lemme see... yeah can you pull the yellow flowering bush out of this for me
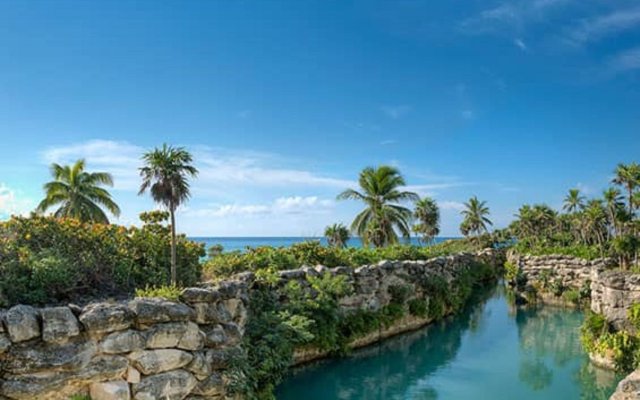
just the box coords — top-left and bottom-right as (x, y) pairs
(0, 215), (204, 306)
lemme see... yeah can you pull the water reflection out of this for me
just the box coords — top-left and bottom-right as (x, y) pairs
(276, 287), (621, 400)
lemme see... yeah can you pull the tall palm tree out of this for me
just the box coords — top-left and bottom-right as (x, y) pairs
(36, 159), (120, 223)
(603, 187), (624, 237)
(563, 189), (585, 214)
(337, 166), (418, 247)
(413, 197), (440, 244)
(324, 223), (350, 248)
(612, 162), (640, 214)
(460, 196), (492, 238)
(139, 144), (198, 286)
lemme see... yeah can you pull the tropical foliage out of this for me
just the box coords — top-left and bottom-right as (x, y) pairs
(139, 144), (198, 286)
(509, 162), (640, 267)
(0, 214), (204, 306)
(324, 223), (350, 248)
(460, 196), (492, 238)
(36, 159), (120, 224)
(413, 197), (440, 244)
(338, 166), (418, 247)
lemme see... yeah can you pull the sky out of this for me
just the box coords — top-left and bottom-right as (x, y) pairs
(0, 0), (639, 237)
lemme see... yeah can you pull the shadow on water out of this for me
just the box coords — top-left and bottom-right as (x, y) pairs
(276, 285), (622, 400)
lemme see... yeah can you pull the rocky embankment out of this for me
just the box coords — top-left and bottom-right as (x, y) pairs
(0, 249), (504, 400)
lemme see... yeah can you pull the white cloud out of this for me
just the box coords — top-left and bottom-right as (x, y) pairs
(380, 105), (412, 119)
(565, 7), (640, 46)
(380, 139), (397, 146)
(182, 196), (334, 218)
(439, 201), (466, 211)
(514, 38), (528, 50)
(42, 140), (354, 192)
(459, 0), (571, 34)
(608, 47), (640, 74)
(0, 184), (34, 217)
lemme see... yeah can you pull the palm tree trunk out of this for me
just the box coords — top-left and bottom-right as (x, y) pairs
(170, 205), (177, 287)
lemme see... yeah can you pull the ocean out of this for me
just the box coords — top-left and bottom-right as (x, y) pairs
(190, 237), (456, 252)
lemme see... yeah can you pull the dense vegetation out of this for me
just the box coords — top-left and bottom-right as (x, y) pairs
(507, 162), (640, 267)
(581, 305), (640, 373)
(229, 259), (498, 399)
(0, 212), (204, 306)
(204, 235), (495, 280)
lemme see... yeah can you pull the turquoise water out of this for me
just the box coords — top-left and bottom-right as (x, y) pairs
(191, 237), (455, 252)
(276, 287), (621, 400)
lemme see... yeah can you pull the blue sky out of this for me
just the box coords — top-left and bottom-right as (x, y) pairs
(1, 0), (639, 236)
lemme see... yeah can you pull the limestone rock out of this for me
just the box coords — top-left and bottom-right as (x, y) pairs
(193, 303), (232, 324)
(192, 372), (224, 397)
(41, 306), (80, 343)
(145, 322), (204, 350)
(611, 369), (640, 400)
(90, 380), (131, 400)
(126, 366), (141, 384)
(80, 303), (134, 334)
(0, 333), (11, 353)
(4, 338), (97, 374)
(129, 349), (194, 375)
(129, 298), (195, 325)
(4, 305), (40, 343)
(181, 287), (220, 303)
(100, 330), (146, 354)
(203, 324), (227, 348)
(1, 355), (128, 399)
(132, 369), (197, 400)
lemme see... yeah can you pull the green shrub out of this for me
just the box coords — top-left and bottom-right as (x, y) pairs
(513, 242), (602, 260)
(628, 303), (640, 331)
(68, 396), (91, 400)
(0, 215), (204, 306)
(408, 298), (428, 317)
(580, 312), (609, 353)
(550, 278), (565, 297)
(562, 289), (580, 305)
(135, 285), (183, 301)
(204, 238), (488, 279)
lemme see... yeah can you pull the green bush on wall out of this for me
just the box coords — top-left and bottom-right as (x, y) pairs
(0, 215), (204, 306)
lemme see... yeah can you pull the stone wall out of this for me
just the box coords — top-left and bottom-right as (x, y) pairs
(591, 270), (640, 332)
(507, 252), (614, 290)
(0, 249), (503, 400)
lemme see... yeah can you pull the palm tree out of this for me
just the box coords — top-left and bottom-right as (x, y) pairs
(337, 166), (418, 247)
(324, 223), (350, 248)
(36, 159), (120, 223)
(413, 197), (440, 244)
(563, 189), (585, 214)
(139, 144), (198, 286)
(603, 187), (624, 237)
(612, 162), (640, 214)
(460, 196), (492, 238)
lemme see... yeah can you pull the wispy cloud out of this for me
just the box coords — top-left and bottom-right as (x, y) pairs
(439, 201), (465, 212)
(0, 184), (34, 217)
(380, 105), (412, 119)
(42, 140), (355, 193)
(380, 139), (397, 146)
(564, 7), (640, 46)
(514, 38), (528, 50)
(182, 196), (334, 218)
(607, 46), (640, 74)
(459, 0), (570, 34)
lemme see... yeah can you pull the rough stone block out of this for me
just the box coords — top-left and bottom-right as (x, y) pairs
(41, 306), (80, 343)
(4, 305), (40, 343)
(90, 380), (131, 400)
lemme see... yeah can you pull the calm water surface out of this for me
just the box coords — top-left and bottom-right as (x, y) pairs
(276, 287), (621, 400)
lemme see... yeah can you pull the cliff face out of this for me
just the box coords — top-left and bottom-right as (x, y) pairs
(0, 249), (504, 400)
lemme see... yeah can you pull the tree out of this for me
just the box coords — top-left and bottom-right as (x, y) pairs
(324, 223), (350, 248)
(36, 159), (120, 223)
(563, 189), (585, 214)
(413, 197), (440, 244)
(603, 187), (624, 237)
(337, 166), (418, 247)
(612, 162), (640, 214)
(460, 196), (492, 238)
(139, 144), (198, 286)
